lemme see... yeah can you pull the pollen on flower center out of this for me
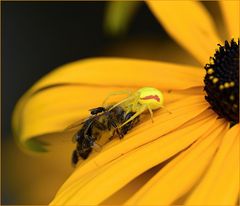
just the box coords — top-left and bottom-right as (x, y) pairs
(204, 39), (239, 125)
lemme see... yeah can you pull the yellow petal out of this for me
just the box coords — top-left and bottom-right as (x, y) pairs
(220, 0), (240, 39)
(19, 58), (203, 93)
(101, 165), (160, 205)
(186, 124), (240, 205)
(13, 58), (203, 150)
(125, 118), (227, 205)
(50, 113), (217, 205)
(163, 86), (204, 105)
(147, 1), (222, 65)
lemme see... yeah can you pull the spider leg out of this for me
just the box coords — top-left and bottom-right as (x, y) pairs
(119, 105), (146, 128)
(119, 101), (157, 128)
(160, 105), (172, 114)
(146, 103), (154, 123)
(102, 90), (132, 107)
(108, 94), (136, 111)
(130, 93), (141, 112)
(114, 91), (140, 114)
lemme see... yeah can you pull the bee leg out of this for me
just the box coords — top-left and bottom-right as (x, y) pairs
(107, 117), (115, 131)
(92, 142), (102, 152)
(110, 119), (117, 128)
(108, 119), (123, 139)
(85, 135), (95, 147)
(94, 120), (107, 130)
(109, 130), (115, 140)
(116, 127), (124, 139)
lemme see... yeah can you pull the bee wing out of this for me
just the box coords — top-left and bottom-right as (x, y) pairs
(63, 121), (85, 143)
(64, 119), (85, 132)
(64, 116), (96, 143)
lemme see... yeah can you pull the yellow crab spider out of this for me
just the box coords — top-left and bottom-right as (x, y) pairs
(104, 87), (166, 128)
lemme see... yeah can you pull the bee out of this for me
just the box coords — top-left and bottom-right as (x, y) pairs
(70, 106), (139, 166)
(69, 87), (166, 165)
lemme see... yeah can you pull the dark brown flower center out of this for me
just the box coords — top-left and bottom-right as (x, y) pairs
(204, 39), (239, 125)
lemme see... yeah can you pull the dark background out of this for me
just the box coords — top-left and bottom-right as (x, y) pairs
(2, 2), (174, 204)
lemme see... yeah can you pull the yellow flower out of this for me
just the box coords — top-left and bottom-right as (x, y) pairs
(12, 1), (239, 205)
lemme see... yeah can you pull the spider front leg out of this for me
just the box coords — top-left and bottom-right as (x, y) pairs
(123, 92), (141, 113)
(119, 104), (147, 128)
(119, 101), (156, 128)
(107, 94), (138, 112)
(102, 90), (132, 107)
(129, 92), (154, 122)
(134, 103), (154, 122)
